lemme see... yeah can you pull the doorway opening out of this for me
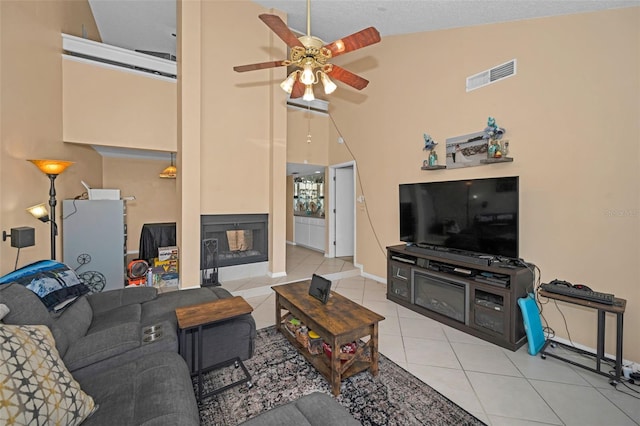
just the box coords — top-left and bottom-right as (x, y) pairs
(328, 161), (356, 261)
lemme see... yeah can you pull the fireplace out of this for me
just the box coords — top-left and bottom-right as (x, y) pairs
(200, 214), (268, 268)
(413, 270), (469, 324)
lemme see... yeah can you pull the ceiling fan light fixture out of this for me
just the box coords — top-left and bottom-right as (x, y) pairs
(233, 4), (381, 101)
(300, 63), (315, 85)
(320, 72), (337, 94)
(280, 71), (297, 94)
(303, 85), (315, 101)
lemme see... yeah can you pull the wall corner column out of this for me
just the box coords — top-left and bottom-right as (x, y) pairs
(177, 0), (202, 288)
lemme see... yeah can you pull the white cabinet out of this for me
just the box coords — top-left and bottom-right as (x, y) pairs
(62, 200), (126, 292)
(294, 216), (325, 252)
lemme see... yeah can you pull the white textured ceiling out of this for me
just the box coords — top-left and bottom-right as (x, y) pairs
(89, 0), (638, 58)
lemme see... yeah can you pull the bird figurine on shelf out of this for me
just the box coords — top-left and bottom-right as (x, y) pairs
(483, 116), (506, 141)
(423, 133), (438, 151)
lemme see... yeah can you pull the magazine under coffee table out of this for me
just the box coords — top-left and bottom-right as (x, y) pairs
(272, 281), (385, 396)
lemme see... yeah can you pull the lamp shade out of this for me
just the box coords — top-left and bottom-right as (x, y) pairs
(28, 159), (73, 175)
(320, 72), (337, 95)
(159, 165), (177, 179)
(280, 72), (297, 94)
(159, 152), (177, 179)
(303, 85), (315, 101)
(27, 203), (50, 222)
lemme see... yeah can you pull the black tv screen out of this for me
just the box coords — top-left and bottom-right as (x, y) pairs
(399, 176), (519, 258)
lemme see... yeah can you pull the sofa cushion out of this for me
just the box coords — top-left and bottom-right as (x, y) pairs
(63, 322), (141, 372)
(87, 286), (157, 315)
(51, 296), (93, 356)
(0, 260), (89, 312)
(0, 282), (53, 327)
(66, 320), (178, 381)
(239, 392), (360, 426)
(141, 287), (222, 324)
(0, 324), (96, 426)
(77, 351), (199, 426)
(89, 303), (141, 334)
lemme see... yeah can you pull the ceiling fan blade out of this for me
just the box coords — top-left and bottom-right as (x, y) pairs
(324, 27), (381, 58)
(327, 65), (369, 90)
(233, 60), (287, 73)
(290, 80), (305, 99)
(259, 14), (304, 49)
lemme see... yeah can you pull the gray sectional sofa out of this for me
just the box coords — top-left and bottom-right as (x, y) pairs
(238, 392), (361, 426)
(0, 282), (256, 425)
(1, 282), (360, 425)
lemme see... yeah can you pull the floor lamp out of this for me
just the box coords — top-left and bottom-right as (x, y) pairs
(28, 159), (74, 260)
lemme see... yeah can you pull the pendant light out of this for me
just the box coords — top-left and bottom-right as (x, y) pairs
(160, 153), (177, 179)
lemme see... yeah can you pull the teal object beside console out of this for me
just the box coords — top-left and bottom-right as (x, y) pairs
(518, 293), (546, 355)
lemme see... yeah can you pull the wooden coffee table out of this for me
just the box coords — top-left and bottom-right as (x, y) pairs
(272, 280), (385, 396)
(175, 296), (253, 401)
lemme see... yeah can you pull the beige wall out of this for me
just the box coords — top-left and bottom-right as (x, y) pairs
(286, 175), (294, 242)
(174, 0), (288, 285)
(196, 1), (288, 277)
(102, 157), (178, 254)
(63, 59), (177, 152)
(2, 1), (637, 363)
(287, 109), (329, 165)
(329, 8), (639, 361)
(0, 0), (102, 272)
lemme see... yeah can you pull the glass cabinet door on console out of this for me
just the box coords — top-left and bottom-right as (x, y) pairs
(388, 261), (411, 301)
(470, 287), (511, 338)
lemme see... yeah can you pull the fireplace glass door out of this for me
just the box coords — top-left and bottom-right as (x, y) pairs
(413, 270), (468, 324)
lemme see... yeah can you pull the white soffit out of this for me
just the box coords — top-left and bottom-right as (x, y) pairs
(91, 145), (173, 161)
(287, 97), (329, 115)
(62, 33), (176, 80)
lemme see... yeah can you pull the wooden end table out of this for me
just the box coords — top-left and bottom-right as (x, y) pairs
(272, 281), (385, 396)
(175, 296), (253, 401)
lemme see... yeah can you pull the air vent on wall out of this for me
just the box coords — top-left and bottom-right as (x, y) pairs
(466, 59), (516, 92)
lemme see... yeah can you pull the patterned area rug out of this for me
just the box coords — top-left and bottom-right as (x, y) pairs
(197, 326), (485, 425)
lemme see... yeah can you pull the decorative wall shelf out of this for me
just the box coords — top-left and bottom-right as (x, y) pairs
(421, 165), (447, 170)
(480, 157), (514, 164)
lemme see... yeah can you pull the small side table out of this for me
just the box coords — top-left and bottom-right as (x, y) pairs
(175, 296), (254, 401)
(539, 290), (626, 384)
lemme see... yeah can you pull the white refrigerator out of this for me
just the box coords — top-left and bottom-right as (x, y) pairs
(62, 199), (126, 292)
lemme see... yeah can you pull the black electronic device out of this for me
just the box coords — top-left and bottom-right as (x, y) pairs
(540, 282), (614, 305)
(309, 274), (331, 304)
(399, 176), (519, 259)
(572, 284), (592, 291)
(549, 279), (572, 287)
(2, 227), (35, 248)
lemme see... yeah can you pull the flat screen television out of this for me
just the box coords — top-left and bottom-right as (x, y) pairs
(399, 176), (519, 259)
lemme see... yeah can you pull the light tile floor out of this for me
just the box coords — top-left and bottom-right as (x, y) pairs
(223, 245), (640, 426)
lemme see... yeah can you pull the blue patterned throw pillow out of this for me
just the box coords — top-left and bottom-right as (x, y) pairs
(0, 260), (90, 312)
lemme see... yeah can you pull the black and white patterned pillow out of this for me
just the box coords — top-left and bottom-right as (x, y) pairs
(0, 324), (96, 425)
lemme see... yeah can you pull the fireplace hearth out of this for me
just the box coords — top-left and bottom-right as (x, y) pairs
(201, 214), (268, 268)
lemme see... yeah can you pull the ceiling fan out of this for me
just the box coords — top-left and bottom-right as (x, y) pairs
(233, 0), (381, 101)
